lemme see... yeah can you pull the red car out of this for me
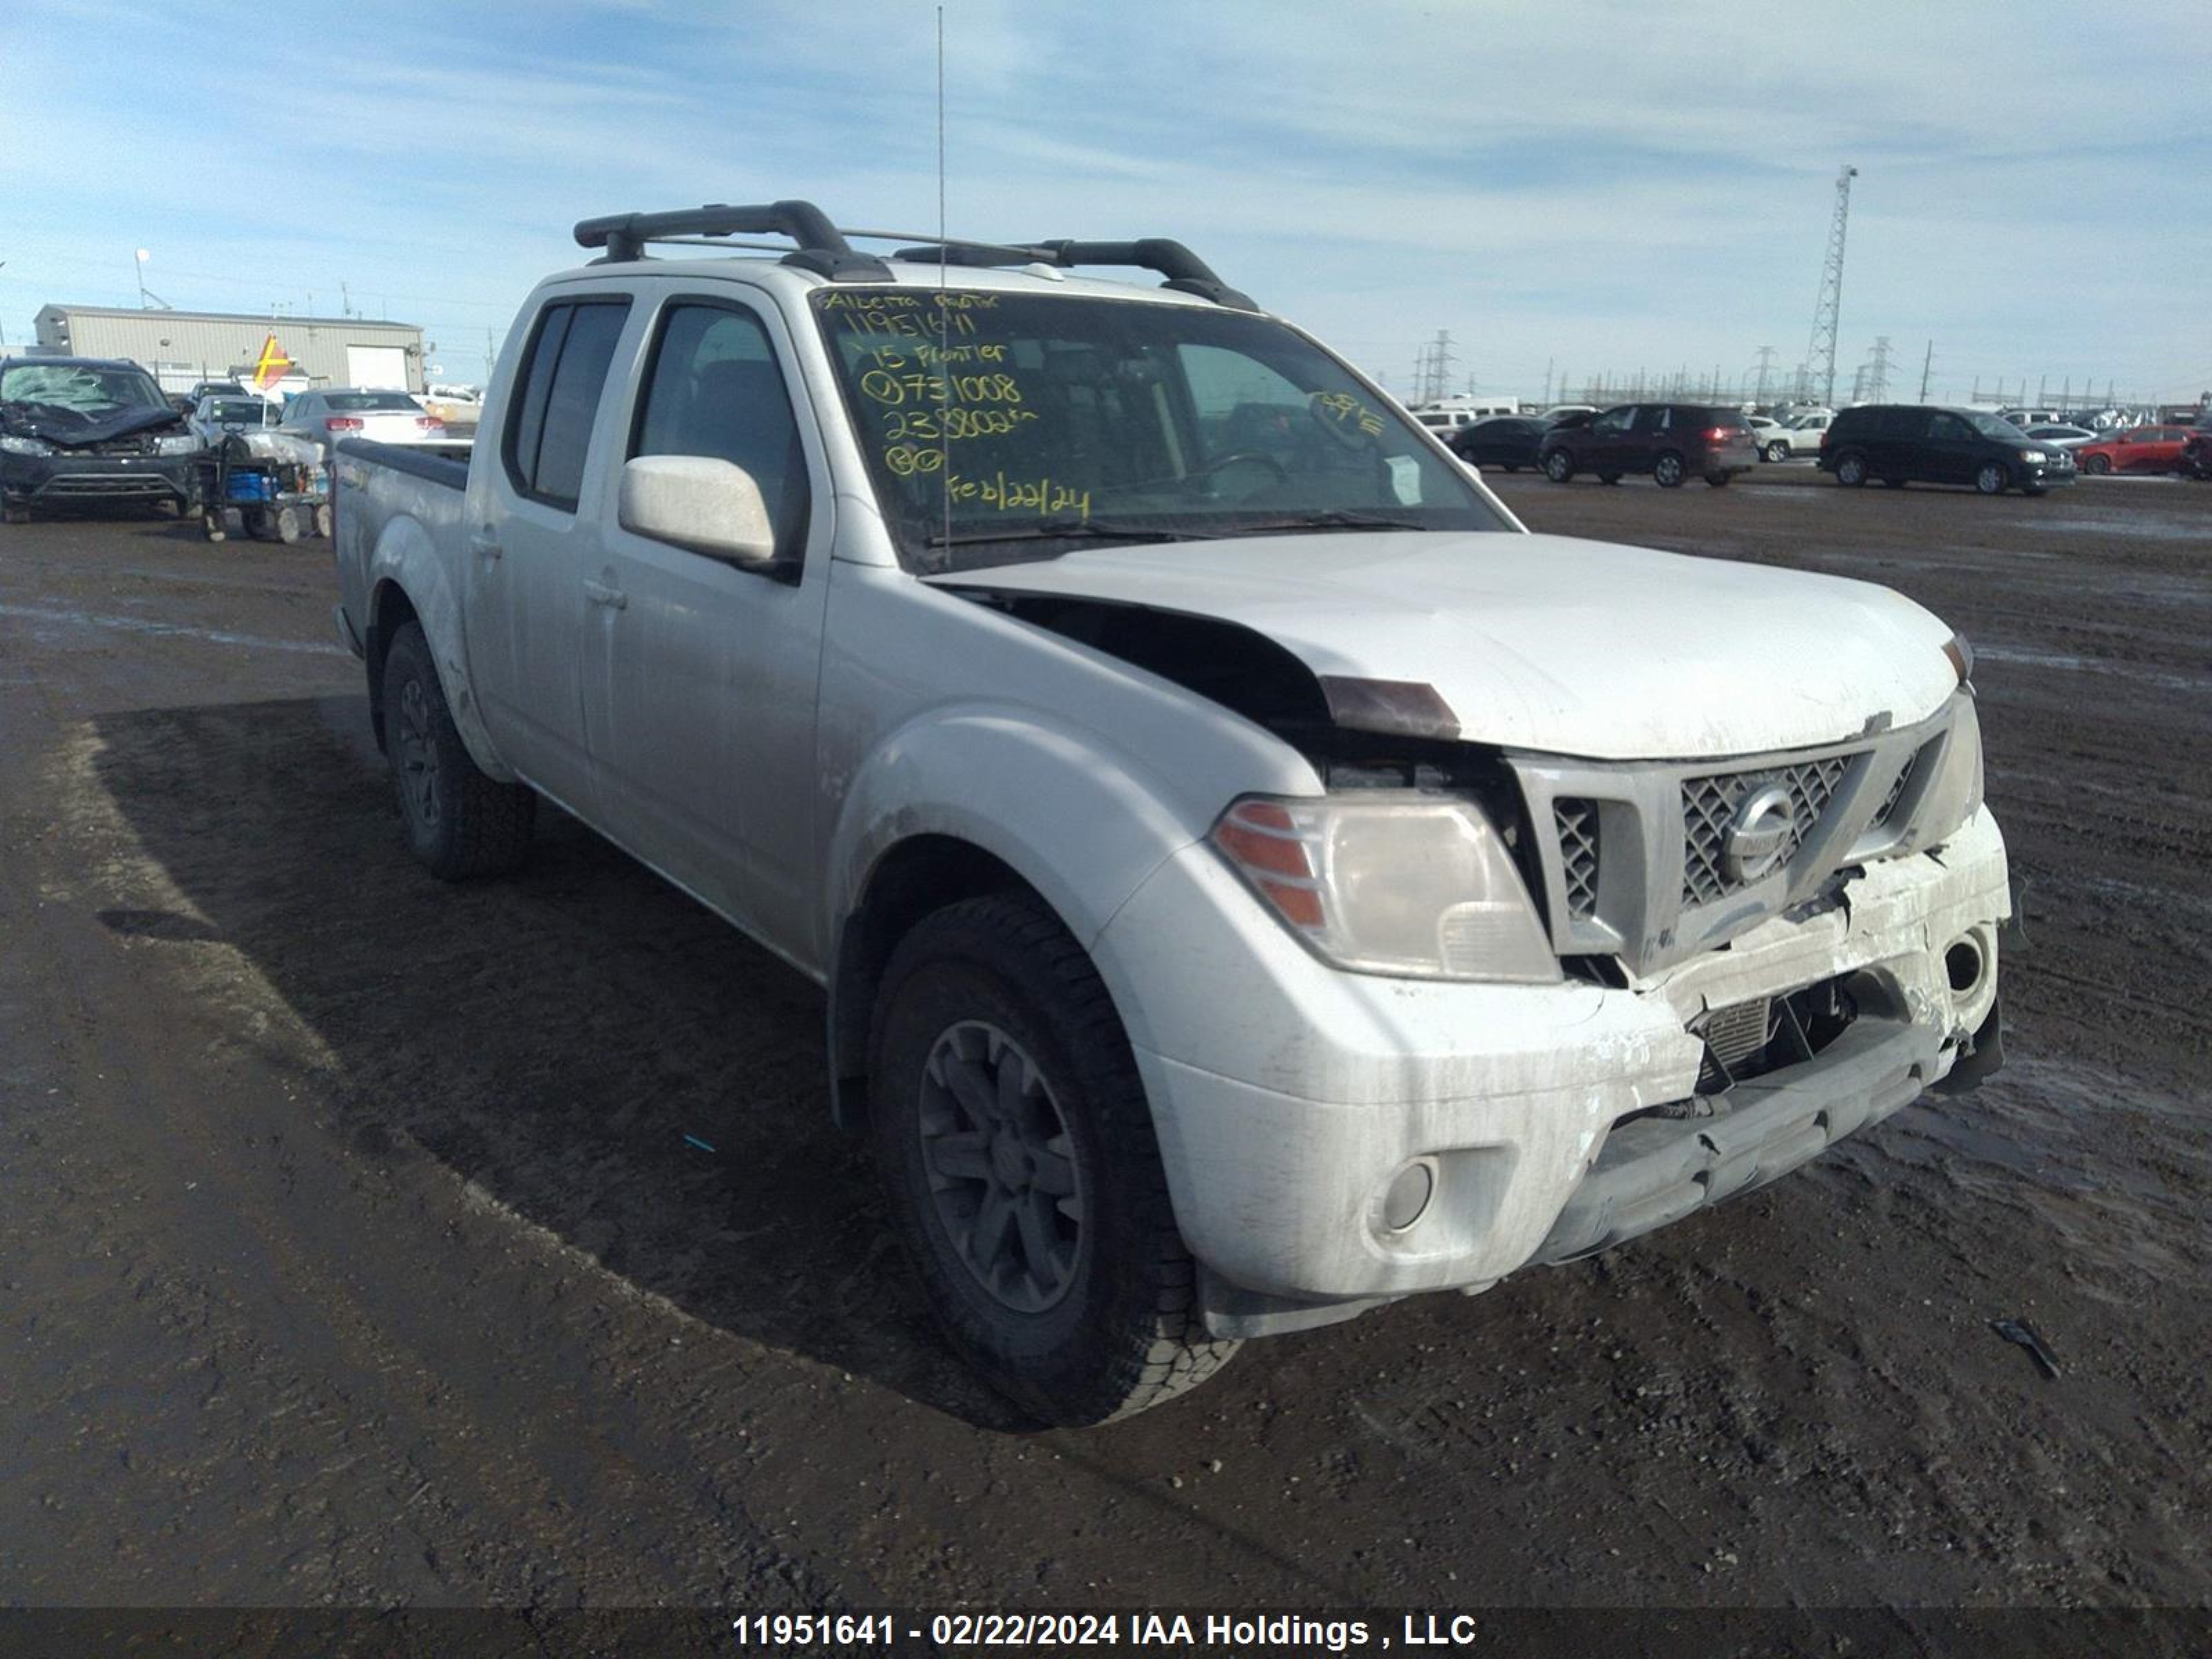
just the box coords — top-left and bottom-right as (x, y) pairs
(2075, 424), (2193, 475)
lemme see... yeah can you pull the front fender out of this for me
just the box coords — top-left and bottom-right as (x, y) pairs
(366, 514), (515, 783)
(825, 704), (1200, 972)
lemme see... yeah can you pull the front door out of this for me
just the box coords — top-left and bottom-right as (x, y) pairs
(463, 295), (633, 815)
(1584, 404), (1635, 471)
(1923, 411), (1978, 485)
(581, 288), (832, 964)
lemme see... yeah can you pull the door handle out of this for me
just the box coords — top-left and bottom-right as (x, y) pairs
(469, 527), (502, 561)
(583, 579), (628, 610)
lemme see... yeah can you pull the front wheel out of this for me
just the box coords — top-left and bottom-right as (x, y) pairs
(1764, 440), (1791, 462)
(1975, 461), (2009, 496)
(380, 622), (536, 880)
(871, 893), (1238, 1426)
(1544, 450), (1574, 482)
(1653, 451), (1686, 487)
(1835, 452), (1869, 487)
(2082, 453), (2112, 476)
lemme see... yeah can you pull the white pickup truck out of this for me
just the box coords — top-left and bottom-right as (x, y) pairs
(330, 201), (2010, 1425)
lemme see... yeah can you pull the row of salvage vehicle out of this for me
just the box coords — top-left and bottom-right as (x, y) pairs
(0, 355), (458, 525)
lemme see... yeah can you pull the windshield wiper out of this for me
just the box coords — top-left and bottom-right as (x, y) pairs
(924, 517), (1177, 550)
(1207, 508), (1429, 535)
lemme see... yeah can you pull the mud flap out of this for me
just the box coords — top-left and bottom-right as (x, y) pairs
(1933, 997), (2003, 1096)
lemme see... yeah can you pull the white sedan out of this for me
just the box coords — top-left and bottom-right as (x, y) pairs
(278, 388), (449, 455)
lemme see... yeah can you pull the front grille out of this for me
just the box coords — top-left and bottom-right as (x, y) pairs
(45, 474), (171, 495)
(1554, 798), (1600, 917)
(1700, 996), (1772, 1071)
(1681, 753), (1853, 906)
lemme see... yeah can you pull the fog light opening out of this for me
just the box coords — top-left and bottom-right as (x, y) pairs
(1382, 1159), (1436, 1233)
(1945, 936), (1985, 997)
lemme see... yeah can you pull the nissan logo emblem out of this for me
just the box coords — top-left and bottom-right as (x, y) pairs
(1722, 783), (1795, 883)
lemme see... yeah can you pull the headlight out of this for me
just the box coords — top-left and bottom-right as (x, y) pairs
(1210, 794), (1558, 982)
(0, 435), (54, 456)
(154, 434), (200, 456)
(2018, 449), (2047, 463)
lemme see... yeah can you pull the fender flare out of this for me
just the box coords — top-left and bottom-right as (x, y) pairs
(365, 516), (516, 783)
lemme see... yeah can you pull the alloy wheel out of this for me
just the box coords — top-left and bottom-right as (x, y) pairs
(917, 1020), (1086, 1313)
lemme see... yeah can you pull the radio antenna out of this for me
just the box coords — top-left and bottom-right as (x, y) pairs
(936, 3), (953, 561)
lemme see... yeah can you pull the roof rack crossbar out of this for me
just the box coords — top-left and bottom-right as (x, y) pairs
(573, 200), (892, 281)
(573, 204), (1254, 306)
(888, 235), (1257, 310)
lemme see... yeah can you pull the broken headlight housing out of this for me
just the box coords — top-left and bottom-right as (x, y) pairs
(1210, 794), (1558, 982)
(153, 434), (200, 456)
(0, 435), (55, 456)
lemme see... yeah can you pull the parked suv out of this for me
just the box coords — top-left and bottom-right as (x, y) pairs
(329, 201), (2009, 1423)
(1819, 405), (2077, 496)
(1538, 402), (1756, 487)
(0, 356), (202, 522)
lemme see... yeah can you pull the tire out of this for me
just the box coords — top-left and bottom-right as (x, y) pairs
(1975, 461), (2009, 496)
(315, 503), (333, 540)
(243, 507), (271, 540)
(274, 506), (302, 545)
(200, 509), (227, 542)
(1544, 450), (1574, 482)
(380, 621), (536, 881)
(1835, 452), (1869, 487)
(1653, 451), (1686, 487)
(870, 892), (1238, 1426)
(1705, 471), (1732, 487)
(1764, 440), (1790, 462)
(2082, 453), (2111, 476)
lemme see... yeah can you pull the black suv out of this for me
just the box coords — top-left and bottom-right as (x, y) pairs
(1, 357), (201, 523)
(1537, 402), (1756, 487)
(1818, 404), (2076, 496)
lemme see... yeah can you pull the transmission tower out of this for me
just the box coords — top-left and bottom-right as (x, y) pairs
(1801, 165), (1857, 406)
(1750, 345), (1777, 406)
(1859, 335), (1894, 404)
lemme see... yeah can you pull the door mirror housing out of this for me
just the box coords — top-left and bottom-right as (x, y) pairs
(618, 455), (778, 565)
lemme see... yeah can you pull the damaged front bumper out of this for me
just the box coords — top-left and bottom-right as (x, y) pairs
(1, 449), (199, 508)
(1098, 806), (2010, 1340)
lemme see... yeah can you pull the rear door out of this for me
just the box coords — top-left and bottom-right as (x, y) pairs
(580, 283), (833, 957)
(464, 293), (634, 815)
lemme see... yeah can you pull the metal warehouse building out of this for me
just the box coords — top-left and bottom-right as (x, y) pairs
(30, 305), (427, 394)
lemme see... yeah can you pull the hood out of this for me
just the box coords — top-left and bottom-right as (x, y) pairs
(1, 400), (187, 447)
(928, 531), (1959, 761)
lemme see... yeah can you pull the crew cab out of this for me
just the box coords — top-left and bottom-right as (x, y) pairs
(330, 201), (2011, 1425)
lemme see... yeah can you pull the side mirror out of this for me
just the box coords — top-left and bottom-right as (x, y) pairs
(617, 455), (777, 564)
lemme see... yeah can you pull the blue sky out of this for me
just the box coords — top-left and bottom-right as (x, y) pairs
(4, 0), (2206, 404)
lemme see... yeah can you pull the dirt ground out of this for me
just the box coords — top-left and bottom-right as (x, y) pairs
(1, 471), (2206, 1621)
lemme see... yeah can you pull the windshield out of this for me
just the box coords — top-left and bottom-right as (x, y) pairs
(326, 392), (422, 413)
(1, 362), (167, 414)
(812, 289), (1508, 571)
(1968, 412), (2025, 438)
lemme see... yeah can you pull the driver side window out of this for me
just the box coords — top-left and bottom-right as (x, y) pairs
(1591, 406), (1633, 435)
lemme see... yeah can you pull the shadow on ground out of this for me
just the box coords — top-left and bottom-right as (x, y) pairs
(91, 693), (1024, 1428)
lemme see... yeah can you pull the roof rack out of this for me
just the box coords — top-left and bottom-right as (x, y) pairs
(571, 200), (1256, 308)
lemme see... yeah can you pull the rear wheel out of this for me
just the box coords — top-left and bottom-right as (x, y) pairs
(871, 893), (1237, 1425)
(1975, 460), (2009, 496)
(380, 621), (536, 880)
(1835, 452), (1869, 487)
(1764, 439), (1791, 462)
(1544, 450), (1574, 482)
(1653, 451), (1686, 487)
